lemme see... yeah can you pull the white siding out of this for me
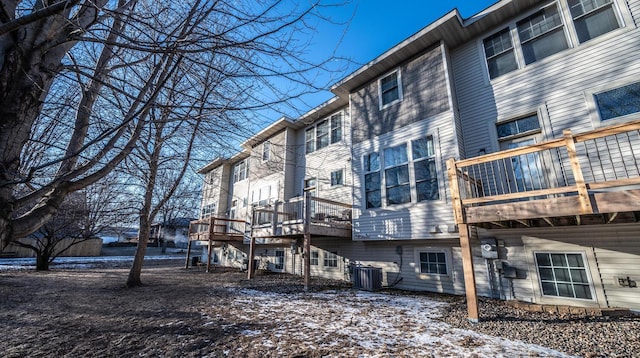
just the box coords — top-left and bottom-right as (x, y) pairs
(476, 224), (640, 310)
(301, 107), (352, 203)
(451, 0), (640, 160)
(352, 111), (459, 241)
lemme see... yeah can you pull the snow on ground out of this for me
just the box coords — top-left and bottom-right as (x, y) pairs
(0, 255), (178, 270)
(211, 288), (574, 358)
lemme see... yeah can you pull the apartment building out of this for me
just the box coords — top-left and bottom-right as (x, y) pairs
(190, 0), (640, 317)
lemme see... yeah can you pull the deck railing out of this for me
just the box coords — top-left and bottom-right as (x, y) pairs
(447, 119), (640, 222)
(188, 216), (247, 241)
(251, 194), (352, 233)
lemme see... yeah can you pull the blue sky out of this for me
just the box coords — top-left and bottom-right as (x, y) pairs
(255, 0), (498, 129)
(320, 0), (498, 66)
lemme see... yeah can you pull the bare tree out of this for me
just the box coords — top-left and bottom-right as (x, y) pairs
(0, 0), (350, 253)
(11, 191), (93, 270)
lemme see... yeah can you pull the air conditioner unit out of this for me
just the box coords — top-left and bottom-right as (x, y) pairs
(352, 266), (383, 291)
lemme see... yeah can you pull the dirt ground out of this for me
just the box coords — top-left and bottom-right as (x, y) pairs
(1, 259), (638, 357)
(0, 260), (356, 358)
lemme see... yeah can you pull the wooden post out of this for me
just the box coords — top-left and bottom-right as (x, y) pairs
(303, 191), (312, 292)
(206, 238), (213, 273)
(447, 158), (479, 322)
(563, 129), (593, 214)
(459, 223), (479, 323)
(272, 202), (279, 235)
(184, 239), (192, 269)
(446, 159), (465, 224)
(248, 235), (256, 279)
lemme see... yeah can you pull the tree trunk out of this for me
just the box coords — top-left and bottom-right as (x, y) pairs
(126, 215), (150, 287)
(36, 253), (51, 271)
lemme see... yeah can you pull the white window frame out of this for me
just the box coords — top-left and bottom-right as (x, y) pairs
(418, 251), (448, 275)
(201, 203), (217, 218)
(567, 0), (621, 44)
(384, 143), (411, 206)
(305, 111), (344, 154)
(330, 169), (344, 186)
(412, 136), (440, 202)
(323, 251), (338, 268)
(310, 250), (319, 266)
(363, 152), (381, 209)
(363, 135), (441, 210)
(481, 0), (628, 81)
(378, 69), (403, 109)
(262, 141), (271, 162)
(274, 249), (285, 271)
(414, 247), (451, 279)
(534, 251), (595, 301)
(232, 159), (248, 183)
(516, 2), (570, 65)
(330, 113), (343, 143)
(305, 127), (315, 154)
(592, 81), (640, 123)
(496, 113), (542, 140)
(482, 27), (519, 79)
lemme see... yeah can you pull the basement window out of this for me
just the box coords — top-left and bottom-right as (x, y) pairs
(535, 252), (593, 299)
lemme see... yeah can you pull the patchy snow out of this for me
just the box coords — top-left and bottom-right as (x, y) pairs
(212, 288), (574, 358)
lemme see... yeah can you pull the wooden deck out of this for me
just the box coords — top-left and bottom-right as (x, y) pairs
(185, 217), (246, 272)
(250, 196), (352, 239)
(448, 119), (640, 228)
(447, 119), (640, 322)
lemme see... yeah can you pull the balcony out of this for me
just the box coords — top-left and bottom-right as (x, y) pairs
(447, 120), (640, 228)
(188, 216), (247, 243)
(250, 195), (352, 242)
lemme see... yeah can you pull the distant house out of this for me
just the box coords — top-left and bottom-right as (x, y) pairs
(149, 218), (195, 248)
(190, 0), (640, 319)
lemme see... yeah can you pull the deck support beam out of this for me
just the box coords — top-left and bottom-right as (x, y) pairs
(459, 223), (479, 323)
(303, 190), (312, 292)
(248, 235), (256, 279)
(206, 238), (213, 273)
(184, 239), (192, 269)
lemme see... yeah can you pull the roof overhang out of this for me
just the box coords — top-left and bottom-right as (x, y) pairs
(197, 150), (250, 174)
(240, 117), (296, 149)
(290, 96), (349, 129)
(331, 0), (543, 96)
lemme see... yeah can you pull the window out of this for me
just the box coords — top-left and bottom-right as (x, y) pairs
(364, 137), (441, 209)
(201, 203), (217, 218)
(419, 252), (447, 275)
(535, 253), (592, 299)
(310, 251), (319, 266)
(324, 251), (338, 268)
(275, 250), (285, 270)
(331, 169), (344, 186)
(364, 153), (381, 209)
(412, 137), (439, 201)
(484, 28), (518, 79)
(305, 128), (315, 154)
(496, 114), (541, 139)
(331, 113), (342, 143)
(595, 82), (640, 121)
(568, 0), (619, 43)
(379, 71), (402, 108)
(232, 159), (248, 183)
(316, 120), (329, 150)
(384, 144), (411, 205)
(517, 4), (568, 64)
(262, 141), (271, 161)
(305, 113), (343, 153)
